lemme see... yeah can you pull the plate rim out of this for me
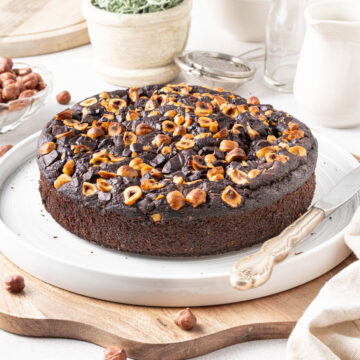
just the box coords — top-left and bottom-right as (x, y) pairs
(0, 130), (358, 282)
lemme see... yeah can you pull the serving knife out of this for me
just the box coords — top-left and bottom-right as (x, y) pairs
(230, 165), (360, 291)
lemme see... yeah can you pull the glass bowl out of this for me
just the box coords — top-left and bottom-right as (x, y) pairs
(0, 62), (53, 134)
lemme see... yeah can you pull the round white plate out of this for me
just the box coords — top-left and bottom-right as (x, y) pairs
(0, 131), (358, 306)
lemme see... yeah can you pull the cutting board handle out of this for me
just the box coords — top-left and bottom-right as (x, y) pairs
(230, 207), (325, 290)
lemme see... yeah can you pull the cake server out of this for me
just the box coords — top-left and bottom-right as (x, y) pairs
(230, 165), (360, 290)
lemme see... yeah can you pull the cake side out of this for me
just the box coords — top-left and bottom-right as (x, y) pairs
(39, 172), (315, 257)
(36, 83), (318, 256)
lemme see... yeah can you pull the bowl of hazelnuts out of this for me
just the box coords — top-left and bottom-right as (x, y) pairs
(0, 56), (52, 134)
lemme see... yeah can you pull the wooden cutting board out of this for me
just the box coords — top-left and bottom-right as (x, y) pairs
(0, 251), (355, 360)
(0, 0), (89, 57)
(0, 153), (358, 359)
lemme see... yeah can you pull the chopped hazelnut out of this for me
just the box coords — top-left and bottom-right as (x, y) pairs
(161, 146), (172, 156)
(195, 101), (213, 115)
(219, 140), (239, 153)
(136, 123), (154, 135)
(221, 186), (242, 208)
(123, 186), (142, 205)
(96, 178), (112, 192)
(80, 97), (97, 107)
(166, 191), (186, 210)
(162, 120), (176, 133)
(108, 122), (123, 136)
(248, 169), (262, 179)
(198, 117), (212, 128)
(186, 188), (206, 208)
(54, 174), (71, 189)
(256, 146), (274, 159)
(141, 179), (164, 191)
(173, 125), (186, 136)
(151, 213), (161, 222)
(175, 138), (195, 151)
(227, 168), (249, 185)
(63, 160), (75, 176)
(83, 182), (97, 196)
(289, 146), (307, 157)
(246, 125), (260, 140)
(204, 154), (216, 168)
(40, 141), (56, 155)
(87, 126), (105, 139)
(153, 134), (172, 147)
(117, 165), (138, 178)
(123, 131), (137, 146)
(213, 128), (229, 139)
(126, 110), (140, 121)
(192, 155), (207, 170)
(225, 148), (246, 162)
(207, 166), (224, 181)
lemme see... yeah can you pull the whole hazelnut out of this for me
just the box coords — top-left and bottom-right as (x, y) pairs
(0, 56), (13, 73)
(32, 72), (43, 82)
(19, 89), (37, 99)
(174, 308), (197, 330)
(2, 83), (20, 101)
(16, 78), (25, 92)
(56, 90), (71, 105)
(17, 67), (32, 76)
(37, 81), (47, 91)
(2, 79), (16, 88)
(0, 72), (16, 82)
(0, 144), (13, 157)
(22, 73), (38, 90)
(4, 275), (25, 293)
(104, 346), (127, 360)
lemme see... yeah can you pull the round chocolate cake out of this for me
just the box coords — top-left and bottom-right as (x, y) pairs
(37, 83), (317, 257)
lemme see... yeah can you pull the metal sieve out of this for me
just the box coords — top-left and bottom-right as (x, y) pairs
(175, 48), (264, 91)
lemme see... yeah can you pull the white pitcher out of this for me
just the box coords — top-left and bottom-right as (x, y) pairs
(294, 0), (360, 128)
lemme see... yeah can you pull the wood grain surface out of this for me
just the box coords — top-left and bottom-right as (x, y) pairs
(0, 251), (355, 360)
(0, 0), (89, 57)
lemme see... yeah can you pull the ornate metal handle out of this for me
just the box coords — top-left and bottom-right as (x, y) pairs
(230, 207), (325, 290)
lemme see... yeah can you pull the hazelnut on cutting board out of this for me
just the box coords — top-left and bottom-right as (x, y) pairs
(4, 275), (25, 293)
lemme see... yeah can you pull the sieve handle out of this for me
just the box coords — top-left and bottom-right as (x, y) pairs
(238, 47), (264, 62)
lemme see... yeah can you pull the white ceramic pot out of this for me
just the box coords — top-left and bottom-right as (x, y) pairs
(294, 0), (360, 128)
(82, 0), (192, 87)
(208, 0), (271, 42)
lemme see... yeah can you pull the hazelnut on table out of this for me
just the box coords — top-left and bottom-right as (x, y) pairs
(104, 346), (127, 360)
(0, 144), (13, 157)
(56, 90), (71, 105)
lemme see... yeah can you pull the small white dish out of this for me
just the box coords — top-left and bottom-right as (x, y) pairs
(0, 131), (357, 307)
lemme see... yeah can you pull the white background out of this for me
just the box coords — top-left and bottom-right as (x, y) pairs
(0, 1), (359, 359)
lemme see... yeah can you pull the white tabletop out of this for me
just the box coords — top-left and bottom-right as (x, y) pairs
(0, 1), (359, 359)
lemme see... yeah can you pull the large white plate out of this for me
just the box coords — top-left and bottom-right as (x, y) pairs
(0, 132), (358, 306)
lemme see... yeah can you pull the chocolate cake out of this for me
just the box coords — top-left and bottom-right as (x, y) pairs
(37, 83), (317, 257)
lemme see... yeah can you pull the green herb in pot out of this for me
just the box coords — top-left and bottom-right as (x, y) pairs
(92, 0), (184, 14)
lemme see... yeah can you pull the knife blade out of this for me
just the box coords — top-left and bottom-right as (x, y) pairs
(315, 165), (360, 215)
